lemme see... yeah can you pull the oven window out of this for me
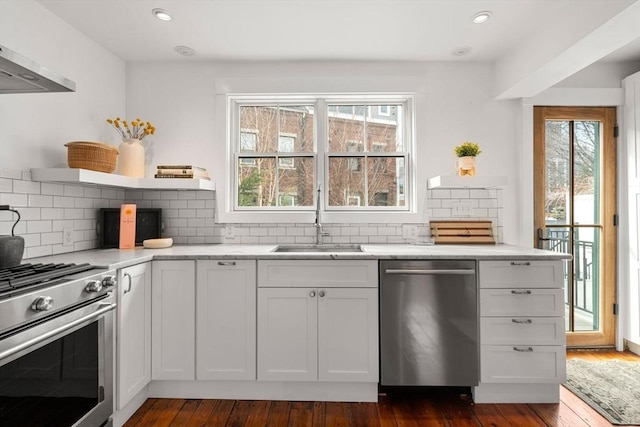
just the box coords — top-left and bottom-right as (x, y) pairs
(0, 322), (100, 426)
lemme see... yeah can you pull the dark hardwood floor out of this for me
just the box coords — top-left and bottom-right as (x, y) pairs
(124, 350), (639, 427)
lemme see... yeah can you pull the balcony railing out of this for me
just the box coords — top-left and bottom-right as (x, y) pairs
(546, 229), (595, 316)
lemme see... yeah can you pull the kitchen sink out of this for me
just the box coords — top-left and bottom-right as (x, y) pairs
(272, 244), (363, 253)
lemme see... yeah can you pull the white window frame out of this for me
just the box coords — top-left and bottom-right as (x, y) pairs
(224, 93), (416, 224)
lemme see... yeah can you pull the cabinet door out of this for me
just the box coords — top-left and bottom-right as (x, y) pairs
(117, 262), (151, 410)
(257, 287), (318, 381)
(151, 260), (195, 380)
(196, 260), (256, 380)
(318, 288), (378, 382)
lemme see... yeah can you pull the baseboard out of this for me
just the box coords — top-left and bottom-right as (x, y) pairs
(624, 338), (640, 356)
(472, 383), (560, 403)
(112, 385), (149, 427)
(148, 380), (378, 402)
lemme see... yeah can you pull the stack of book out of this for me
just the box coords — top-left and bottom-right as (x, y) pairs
(154, 165), (210, 180)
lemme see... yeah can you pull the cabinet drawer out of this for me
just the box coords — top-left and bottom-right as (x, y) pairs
(480, 289), (564, 317)
(479, 260), (564, 289)
(480, 317), (565, 345)
(258, 260), (377, 288)
(480, 345), (566, 383)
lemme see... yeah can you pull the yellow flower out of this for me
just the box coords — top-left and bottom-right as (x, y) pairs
(106, 116), (157, 141)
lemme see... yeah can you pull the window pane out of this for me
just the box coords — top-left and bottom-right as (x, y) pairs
(328, 157), (365, 206)
(573, 121), (600, 225)
(573, 227), (600, 332)
(368, 157), (405, 207)
(240, 106), (278, 152)
(328, 105), (364, 152)
(545, 121), (570, 225)
(237, 158), (276, 207)
(278, 157), (314, 207)
(367, 105), (403, 152)
(279, 106), (314, 153)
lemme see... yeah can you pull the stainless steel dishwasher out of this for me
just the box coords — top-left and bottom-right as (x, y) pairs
(380, 259), (478, 386)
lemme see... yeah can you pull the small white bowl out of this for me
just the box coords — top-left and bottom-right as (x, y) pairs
(142, 238), (173, 249)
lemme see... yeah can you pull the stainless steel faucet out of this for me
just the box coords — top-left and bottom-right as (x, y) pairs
(315, 185), (329, 245)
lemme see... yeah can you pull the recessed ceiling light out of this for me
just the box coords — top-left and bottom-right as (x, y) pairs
(152, 8), (172, 21)
(174, 46), (196, 57)
(472, 11), (492, 24)
(452, 47), (471, 56)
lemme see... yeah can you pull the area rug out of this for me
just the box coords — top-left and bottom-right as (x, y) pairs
(564, 358), (640, 425)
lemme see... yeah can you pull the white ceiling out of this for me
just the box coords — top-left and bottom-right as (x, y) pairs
(37, 0), (640, 63)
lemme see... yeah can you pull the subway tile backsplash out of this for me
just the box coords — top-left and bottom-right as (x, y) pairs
(1, 169), (504, 258)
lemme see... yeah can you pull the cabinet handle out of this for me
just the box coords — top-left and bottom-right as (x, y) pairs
(510, 261), (531, 266)
(319, 290), (326, 297)
(123, 272), (132, 295)
(513, 346), (534, 352)
(511, 290), (532, 295)
(218, 261), (236, 266)
(309, 291), (316, 298)
(511, 318), (533, 324)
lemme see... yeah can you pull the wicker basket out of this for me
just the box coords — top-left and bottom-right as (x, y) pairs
(65, 141), (119, 173)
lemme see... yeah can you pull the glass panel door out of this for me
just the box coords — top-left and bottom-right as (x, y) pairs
(534, 107), (616, 347)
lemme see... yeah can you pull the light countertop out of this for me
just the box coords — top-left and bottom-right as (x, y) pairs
(27, 243), (570, 271)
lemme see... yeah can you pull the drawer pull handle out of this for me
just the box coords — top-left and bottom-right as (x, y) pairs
(511, 290), (532, 295)
(309, 291), (316, 298)
(512, 319), (533, 324)
(218, 261), (236, 266)
(513, 346), (534, 352)
(510, 261), (531, 266)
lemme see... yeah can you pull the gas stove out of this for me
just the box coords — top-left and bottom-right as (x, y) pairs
(0, 262), (116, 339)
(0, 262), (96, 297)
(0, 262), (117, 427)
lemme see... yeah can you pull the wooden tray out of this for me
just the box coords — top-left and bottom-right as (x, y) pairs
(430, 221), (495, 244)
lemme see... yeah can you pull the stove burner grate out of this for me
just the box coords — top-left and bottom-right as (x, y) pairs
(0, 263), (95, 294)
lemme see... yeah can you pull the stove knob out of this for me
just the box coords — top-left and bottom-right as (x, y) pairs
(31, 296), (54, 312)
(101, 275), (116, 288)
(85, 280), (103, 293)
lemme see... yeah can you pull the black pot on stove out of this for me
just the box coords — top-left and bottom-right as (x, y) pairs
(0, 205), (24, 268)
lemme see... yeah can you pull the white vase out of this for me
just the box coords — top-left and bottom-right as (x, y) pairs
(118, 138), (145, 178)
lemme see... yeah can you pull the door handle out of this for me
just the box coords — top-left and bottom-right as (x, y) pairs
(537, 228), (551, 249)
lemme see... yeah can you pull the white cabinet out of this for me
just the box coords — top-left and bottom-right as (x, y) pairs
(151, 260), (196, 380)
(116, 262), (151, 410)
(474, 259), (566, 403)
(257, 260), (378, 383)
(317, 287), (378, 382)
(196, 260), (256, 380)
(257, 287), (318, 381)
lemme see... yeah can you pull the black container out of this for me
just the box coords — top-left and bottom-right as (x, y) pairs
(0, 235), (24, 268)
(98, 208), (162, 248)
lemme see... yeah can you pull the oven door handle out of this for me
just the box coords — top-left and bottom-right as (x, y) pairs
(0, 302), (116, 361)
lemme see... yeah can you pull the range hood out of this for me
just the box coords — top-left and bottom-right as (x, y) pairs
(0, 44), (76, 94)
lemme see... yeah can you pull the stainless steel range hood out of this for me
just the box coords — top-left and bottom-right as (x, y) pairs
(0, 44), (76, 94)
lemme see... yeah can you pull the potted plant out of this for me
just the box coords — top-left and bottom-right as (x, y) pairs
(454, 141), (481, 176)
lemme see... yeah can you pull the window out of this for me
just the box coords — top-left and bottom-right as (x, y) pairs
(230, 95), (412, 213)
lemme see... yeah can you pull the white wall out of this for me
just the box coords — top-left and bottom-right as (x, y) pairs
(127, 61), (521, 242)
(0, 0), (126, 171)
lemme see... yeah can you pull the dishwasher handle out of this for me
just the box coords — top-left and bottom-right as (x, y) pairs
(383, 268), (476, 276)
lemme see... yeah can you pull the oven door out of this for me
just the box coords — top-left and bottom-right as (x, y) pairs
(0, 295), (115, 427)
